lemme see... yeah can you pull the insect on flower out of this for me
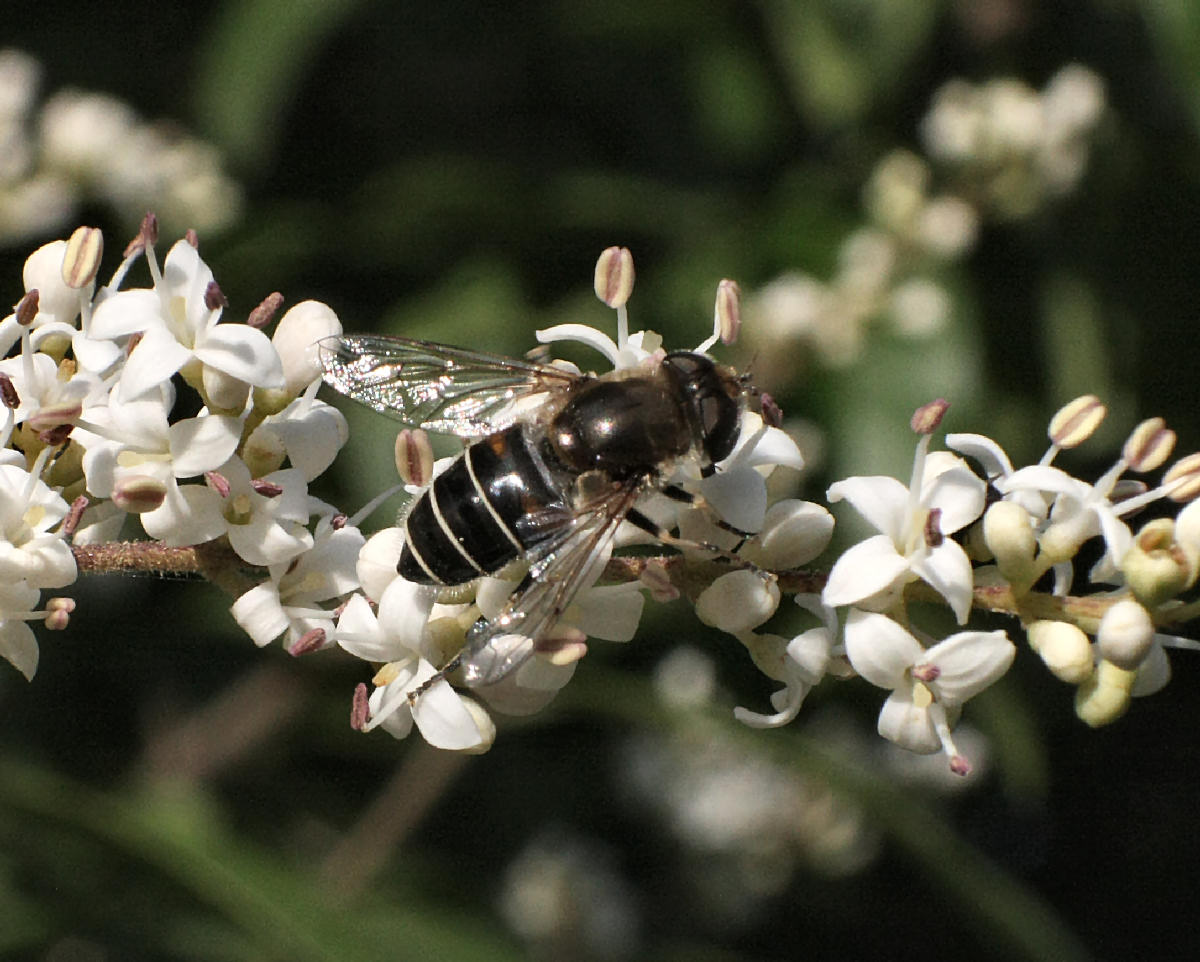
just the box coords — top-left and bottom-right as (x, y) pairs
(321, 334), (755, 699)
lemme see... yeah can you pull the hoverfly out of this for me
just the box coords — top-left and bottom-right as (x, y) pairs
(321, 333), (748, 696)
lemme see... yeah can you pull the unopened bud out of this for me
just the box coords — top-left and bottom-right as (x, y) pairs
(910, 398), (949, 435)
(247, 291), (284, 329)
(1121, 518), (1194, 606)
(395, 428), (435, 487)
(242, 424), (287, 478)
(1048, 394), (1106, 448)
(1163, 452), (1200, 502)
(272, 300), (342, 395)
(1027, 620), (1094, 684)
(982, 500), (1038, 589)
(1123, 417), (1175, 472)
(185, 228), (199, 248)
(61, 226), (103, 289)
(112, 475), (168, 513)
(44, 596), (75, 631)
(695, 570), (780, 633)
(1096, 598), (1154, 670)
(594, 246), (635, 308)
(14, 289), (38, 326)
(1075, 659), (1134, 727)
(714, 279), (741, 344)
(746, 499), (834, 569)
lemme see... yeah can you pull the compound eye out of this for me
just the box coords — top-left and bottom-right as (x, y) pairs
(700, 393), (739, 464)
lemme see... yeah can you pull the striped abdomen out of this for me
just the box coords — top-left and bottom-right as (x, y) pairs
(398, 424), (567, 585)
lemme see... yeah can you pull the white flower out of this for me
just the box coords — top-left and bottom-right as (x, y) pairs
(734, 595), (834, 729)
(198, 459), (313, 566)
(0, 349), (104, 432)
(231, 516), (364, 647)
(73, 394), (241, 523)
(0, 462), (76, 589)
(89, 239), (283, 403)
(844, 609), (1014, 770)
(335, 580), (493, 751)
(824, 436), (985, 622)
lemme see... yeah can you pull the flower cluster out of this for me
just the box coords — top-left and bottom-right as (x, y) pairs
(747, 64), (1106, 369)
(1, 215), (351, 681)
(5, 226), (1199, 775)
(0, 49), (241, 245)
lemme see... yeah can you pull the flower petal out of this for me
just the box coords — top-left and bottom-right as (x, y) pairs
(168, 415), (242, 477)
(194, 323), (285, 389)
(923, 629), (1015, 703)
(910, 539), (975, 624)
(822, 535), (911, 609)
(827, 475), (910, 542)
(843, 609), (924, 689)
(876, 688), (940, 753)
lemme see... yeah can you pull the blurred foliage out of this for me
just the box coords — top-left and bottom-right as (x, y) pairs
(3, 0), (1200, 959)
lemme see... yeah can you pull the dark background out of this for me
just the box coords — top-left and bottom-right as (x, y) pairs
(2, 2), (1199, 960)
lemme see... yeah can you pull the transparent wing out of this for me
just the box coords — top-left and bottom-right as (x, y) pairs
(457, 481), (645, 688)
(320, 334), (580, 438)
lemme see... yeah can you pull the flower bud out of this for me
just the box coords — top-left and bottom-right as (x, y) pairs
(1096, 598), (1154, 670)
(202, 365), (250, 414)
(61, 226), (103, 289)
(23, 241), (79, 324)
(1075, 659), (1135, 728)
(593, 246), (634, 308)
(1026, 620), (1093, 684)
(982, 500), (1038, 590)
(1121, 518), (1195, 607)
(1048, 394), (1105, 448)
(745, 499), (834, 569)
(242, 423), (287, 478)
(1123, 417), (1175, 472)
(695, 570), (780, 633)
(272, 300), (343, 396)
